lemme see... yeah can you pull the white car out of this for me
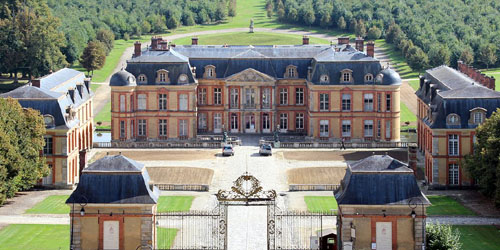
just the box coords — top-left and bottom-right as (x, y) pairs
(259, 144), (272, 156)
(222, 144), (234, 156)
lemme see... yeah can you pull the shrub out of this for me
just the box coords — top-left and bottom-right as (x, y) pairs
(426, 223), (461, 250)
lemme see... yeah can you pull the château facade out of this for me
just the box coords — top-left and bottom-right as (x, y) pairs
(109, 36), (401, 142)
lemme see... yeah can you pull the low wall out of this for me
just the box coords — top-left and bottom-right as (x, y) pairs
(262, 140), (413, 149)
(289, 184), (340, 191)
(154, 183), (209, 192)
(93, 140), (241, 148)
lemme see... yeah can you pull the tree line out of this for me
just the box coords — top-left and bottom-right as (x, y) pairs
(0, 0), (236, 78)
(271, 0), (500, 71)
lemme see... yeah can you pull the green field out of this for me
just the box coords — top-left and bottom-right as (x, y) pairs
(0, 224), (69, 250)
(157, 196), (194, 213)
(482, 68), (500, 91)
(25, 195), (70, 214)
(304, 196), (338, 213)
(453, 225), (500, 250)
(427, 195), (476, 216)
(174, 32), (329, 45)
(408, 79), (420, 91)
(375, 39), (419, 80)
(94, 101), (111, 124)
(157, 228), (178, 249)
(400, 102), (417, 124)
(90, 83), (101, 93)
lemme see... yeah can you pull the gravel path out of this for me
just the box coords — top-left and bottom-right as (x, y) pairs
(427, 216), (500, 225)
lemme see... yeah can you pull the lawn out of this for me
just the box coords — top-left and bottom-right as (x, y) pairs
(157, 228), (178, 249)
(400, 102), (417, 124)
(157, 196), (194, 213)
(426, 195), (476, 216)
(375, 39), (419, 80)
(0, 224), (69, 250)
(452, 225), (500, 250)
(94, 101), (111, 124)
(482, 67), (500, 91)
(408, 79), (420, 91)
(304, 196), (338, 213)
(174, 32), (329, 45)
(25, 195), (70, 214)
(90, 83), (101, 93)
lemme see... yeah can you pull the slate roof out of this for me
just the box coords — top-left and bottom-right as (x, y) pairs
(416, 66), (500, 129)
(117, 44), (401, 86)
(66, 155), (160, 204)
(335, 155), (430, 206)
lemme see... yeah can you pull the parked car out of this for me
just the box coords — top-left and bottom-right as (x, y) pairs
(259, 144), (272, 156)
(222, 144), (234, 156)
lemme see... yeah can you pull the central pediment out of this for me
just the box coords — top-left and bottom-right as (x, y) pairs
(226, 68), (275, 82)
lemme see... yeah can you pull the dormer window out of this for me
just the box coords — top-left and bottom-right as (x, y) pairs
(446, 114), (460, 125)
(178, 74), (188, 83)
(138, 74), (147, 84)
(43, 115), (55, 128)
(320, 74), (329, 83)
(364, 74), (373, 82)
(204, 65), (216, 78)
(285, 65), (297, 78)
(340, 69), (353, 83)
(375, 73), (384, 83)
(156, 69), (169, 83)
(470, 108), (486, 124)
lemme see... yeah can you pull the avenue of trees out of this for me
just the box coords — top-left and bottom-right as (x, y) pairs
(271, 0), (500, 71)
(0, 98), (48, 205)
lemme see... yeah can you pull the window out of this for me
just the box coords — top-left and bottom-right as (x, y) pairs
(230, 88), (239, 108)
(340, 69), (353, 83)
(319, 93), (329, 111)
(364, 74), (373, 82)
(120, 121), (126, 138)
(473, 111), (484, 124)
(157, 70), (168, 83)
(448, 134), (459, 156)
(130, 120), (134, 137)
(205, 65), (216, 78)
(178, 74), (188, 83)
(159, 94), (167, 111)
(296, 113), (304, 130)
(231, 113), (238, 130)
(130, 96), (134, 112)
(120, 95), (126, 112)
(449, 164), (459, 185)
(342, 94), (351, 111)
(214, 88), (222, 105)
(214, 113), (222, 131)
(447, 114), (460, 125)
(320, 120), (329, 137)
(364, 120), (373, 137)
(179, 120), (187, 137)
(179, 94), (188, 111)
(280, 88), (288, 105)
(159, 119), (167, 137)
(320, 75), (329, 83)
(138, 94), (147, 110)
(262, 88), (271, 108)
(43, 137), (53, 155)
(262, 114), (270, 130)
(386, 94), (391, 112)
(386, 121), (391, 139)
(198, 113), (207, 129)
(377, 120), (381, 138)
(138, 74), (147, 83)
(245, 88), (255, 107)
(377, 93), (381, 112)
(295, 88), (304, 105)
(280, 113), (288, 130)
(286, 66), (296, 78)
(198, 88), (207, 105)
(138, 119), (147, 137)
(342, 120), (351, 137)
(364, 93), (374, 111)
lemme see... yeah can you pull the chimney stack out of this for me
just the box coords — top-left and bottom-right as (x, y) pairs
(31, 79), (41, 88)
(355, 37), (364, 52)
(134, 41), (141, 57)
(338, 37), (350, 45)
(366, 41), (375, 57)
(192, 37), (198, 45)
(302, 35), (310, 45)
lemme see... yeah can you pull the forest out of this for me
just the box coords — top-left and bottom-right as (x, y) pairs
(270, 0), (500, 70)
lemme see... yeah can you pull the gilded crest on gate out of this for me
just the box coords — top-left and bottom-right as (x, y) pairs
(216, 172), (276, 202)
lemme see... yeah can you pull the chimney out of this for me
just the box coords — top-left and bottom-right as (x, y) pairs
(151, 36), (162, 50)
(31, 79), (41, 88)
(84, 78), (91, 92)
(407, 144), (418, 173)
(134, 41), (141, 57)
(192, 37), (198, 45)
(366, 41), (375, 57)
(302, 35), (309, 45)
(355, 37), (364, 52)
(338, 37), (350, 45)
(488, 77), (496, 90)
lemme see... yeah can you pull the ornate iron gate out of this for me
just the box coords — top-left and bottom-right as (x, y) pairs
(155, 172), (337, 250)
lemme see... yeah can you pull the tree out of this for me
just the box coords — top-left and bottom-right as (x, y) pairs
(354, 19), (366, 38)
(166, 16), (180, 30)
(428, 45), (451, 67)
(266, 0), (273, 18)
(277, 7), (285, 20)
(478, 43), (497, 69)
(459, 48), (474, 65)
(96, 29), (115, 55)
(319, 12), (331, 28)
(367, 26), (382, 40)
(349, 19), (357, 32)
(464, 108), (500, 207)
(182, 11), (196, 26)
(287, 8), (298, 23)
(228, 0), (236, 17)
(303, 8), (315, 26)
(214, 2), (227, 21)
(406, 46), (429, 72)
(337, 16), (346, 30)
(386, 23), (402, 44)
(79, 41), (106, 75)
(0, 98), (48, 205)
(426, 223), (461, 250)
(141, 20), (151, 34)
